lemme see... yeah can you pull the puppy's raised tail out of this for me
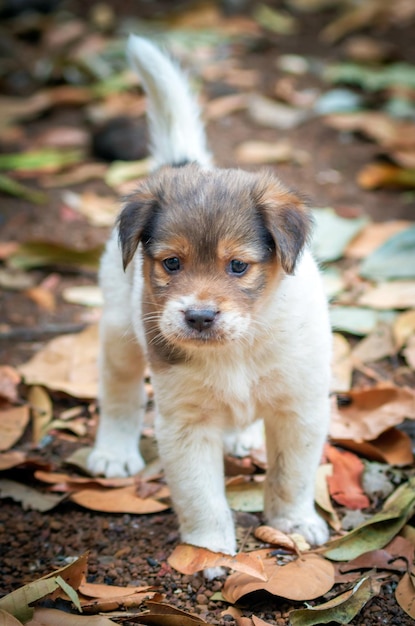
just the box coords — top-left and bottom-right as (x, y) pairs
(127, 35), (212, 169)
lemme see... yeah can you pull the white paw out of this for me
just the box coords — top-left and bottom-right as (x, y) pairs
(88, 447), (145, 478)
(203, 566), (226, 580)
(268, 512), (329, 546)
(223, 420), (264, 457)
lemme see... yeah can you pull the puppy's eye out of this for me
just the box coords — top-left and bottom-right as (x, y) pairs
(228, 259), (249, 275)
(163, 257), (181, 273)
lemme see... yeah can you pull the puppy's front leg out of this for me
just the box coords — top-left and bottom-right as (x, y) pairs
(156, 414), (236, 556)
(264, 398), (330, 545)
(88, 320), (146, 478)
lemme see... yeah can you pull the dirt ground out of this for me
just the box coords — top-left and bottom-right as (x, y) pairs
(1, 1), (415, 624)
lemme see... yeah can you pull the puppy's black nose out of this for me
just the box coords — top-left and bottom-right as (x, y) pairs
(185, 309), (217, 332)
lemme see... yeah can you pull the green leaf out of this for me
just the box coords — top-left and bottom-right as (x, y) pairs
(322, 478), (415, 561)
(0, 149), (84, 172)
(56, 576), (82, 612)
(360, 225), (415, 280)
(290, 576), (381, 626)
(326, 62), (415, 92)
(8, 242), (104, 271)
(0, 173), (47, 204)
(330, 306), (396, 336)
(0, 577), (59, 622)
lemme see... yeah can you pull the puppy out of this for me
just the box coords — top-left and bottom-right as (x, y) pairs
(88, 35), (332, 561)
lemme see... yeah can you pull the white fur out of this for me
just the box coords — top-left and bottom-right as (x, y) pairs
(89, 36), (332, 569)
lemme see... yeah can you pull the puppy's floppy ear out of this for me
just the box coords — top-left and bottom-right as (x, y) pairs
(118, 183), (157, 270)
(255, 178), (313, 275)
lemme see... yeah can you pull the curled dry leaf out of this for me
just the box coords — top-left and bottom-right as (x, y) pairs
(314, 463), (342, 531)
(222, 553), (335, 603)
(26, 607), (118, 625)
(325, 444), (369, 510)
(168, 544), (266, 580)
(253, 526), (301, 553)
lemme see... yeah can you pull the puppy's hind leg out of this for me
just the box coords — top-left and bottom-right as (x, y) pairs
(88, 319), (146, 478)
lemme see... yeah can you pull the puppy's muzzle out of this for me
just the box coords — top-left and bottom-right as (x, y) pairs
(184, 308), (218, 333)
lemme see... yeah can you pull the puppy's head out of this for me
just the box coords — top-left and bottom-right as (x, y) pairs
(118, 164), (312, 355)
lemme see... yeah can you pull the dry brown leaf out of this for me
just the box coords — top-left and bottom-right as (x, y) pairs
(393, 310), (415, 350)
(0, 366), (21, 403)
(352, 322), (395, 363)
(325, 444), (369, 510)
(331, 333), (353, 393)
(204, 93), (249, 121)
(403, 335), (415, 370)
(18, 324), (99, 399)
(395, 565), (415, 619)
(0, 451), (27, 470)
(333, 427), (414, 466)
(234, 140), (307, 165)
(330, 383), (415, 441)
(325, 112), (415, 150)
(132, 600), (209, 626)
(358, 281), (415, 309)
(62, 191), (118, 227)
(70, 485), (169, 514)
(0, 479), (66, 512)
(0, 405), (30, 451)
(26, 607), (117, 625)
(168, 544), (266, 580)
(222, 552), (335, 602)
(358, 163), (415, 190)
(345, 221), (411, 259)
(80, 582), (156, 613)
(79, 581), (153, 600)
(29, 386), (53, 445)
(253, 526), (300, 553)
(315, 463), (342, 531)
(25, 287), (56, 313)
(34, 470), (136, 489)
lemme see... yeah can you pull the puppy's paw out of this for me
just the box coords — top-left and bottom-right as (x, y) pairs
(269, 512), (329, 546)
(88, 447), (145, 478)
(223, 420), (264, 457)
(203, 566), (227, 580)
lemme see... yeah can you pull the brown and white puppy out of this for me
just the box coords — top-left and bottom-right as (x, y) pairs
(88, 36), (332, 571)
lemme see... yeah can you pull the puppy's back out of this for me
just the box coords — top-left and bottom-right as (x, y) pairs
(127, 35), (212, 169)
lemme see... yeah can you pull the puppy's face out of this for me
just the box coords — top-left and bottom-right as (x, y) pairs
(119, 164), (311, 358)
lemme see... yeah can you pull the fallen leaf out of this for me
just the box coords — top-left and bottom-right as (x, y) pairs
(18, 325), (99, 399)
(234, 140), (307, 165)
(345, 221), (411, 259)
(352, 322), (395, 362)
(0, 149), (84, 175)
(105, 158), (152, 189)
(70, 485), (169, 514)
(325, 445), (369, 510)
(0, 405), (30, 451)
(41, 163), (108, 188)
(330, 383), (415, 442)
(0, 451), (27, 470)
(253, 4), (298, 35)
(393, 310), (415, 350)
(0, 366), (21, 403)
(403, 335), (415, 369)
(28, 386), (53, 445)
(359, 225), (415, 281)
(222, 552), (335, 602)
(0, 174), (47, 205)
(330, 306), (395, 337)
(62, 191), (118, 227)
(0, 609), (24, 625)
(289, 575), (381, 625)
(204, 94), (249, 121)
(358, 281), (415, 309)
(8, 242), (103, 272)
(168, 545), (266, 579)
(314, 464), (342, 531)
(253, 526), (302, 552)
(27, 608), (118, 625)
(131, 600), (209, 626)
(339, 535), (414, 574)
(331, 333), (353, 393)
(334, 427), (414, 466)
(312, 208), (369, 262)
(322, 477), (415, 561)
(0, 479), (66, 512)
(248, 94), (310, 130)
(395, 565), (415, 619)
(226, 480), (264, 512)
(62, 286), (103, 307)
